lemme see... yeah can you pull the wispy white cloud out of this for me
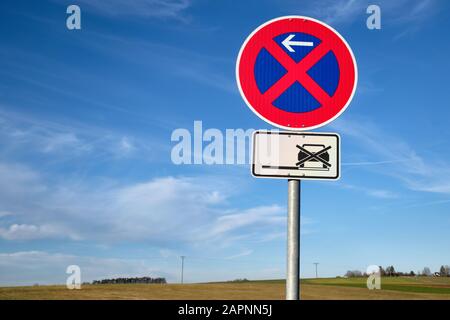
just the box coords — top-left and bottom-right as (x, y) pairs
(296, 0), (437, 27)
(0, 161), (285, 247)
(224, 249), (253, 260)
(333, 117), (450, 196)
(79, 31), (236, 95)
(333, 118), (427, 174)
(0, 45), (196, 129)
(405, 180), (450, 195)
(0, 224), (80, 241)
(54, 0), (192, 21)
(0, 108), (163, 162)
(40, 132), (88, 154)
(390, 0), (436, 25)
(301, 0), (364, 25)
(205, 205), (285, 240)
(0, 162), (46, 197)
(365, 189), (398, 199)
(117, 136), (136, 157)
(159, 248), (177, 259)
(335, 182), (399, 199)
(0, 211), (13, 218)
(391, 0), (437, 40)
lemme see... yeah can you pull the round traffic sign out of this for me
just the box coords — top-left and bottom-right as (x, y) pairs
(236, 16), (357, 130)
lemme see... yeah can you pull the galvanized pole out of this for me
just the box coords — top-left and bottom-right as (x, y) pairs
(286, 179), (300, 300)
(180, 256), (185, 284)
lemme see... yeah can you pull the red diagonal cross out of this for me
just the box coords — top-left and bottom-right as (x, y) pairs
(262, 40), (333, 106)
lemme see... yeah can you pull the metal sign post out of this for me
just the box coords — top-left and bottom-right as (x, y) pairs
(287, 179), (300, 300)
(252, 131), (339, 299)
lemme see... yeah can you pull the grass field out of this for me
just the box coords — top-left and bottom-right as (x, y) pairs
(1, 277), (450, 300)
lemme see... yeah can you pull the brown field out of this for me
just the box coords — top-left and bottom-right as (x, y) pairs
(1, 277), (450, 300)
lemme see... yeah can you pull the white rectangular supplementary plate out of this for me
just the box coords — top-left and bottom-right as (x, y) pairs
(252, 131), (340, 180)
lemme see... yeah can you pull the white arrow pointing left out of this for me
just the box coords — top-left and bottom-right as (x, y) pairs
(282, 34), (314, 52)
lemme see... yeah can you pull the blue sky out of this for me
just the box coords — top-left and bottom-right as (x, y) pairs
(0, 0), (450, 286)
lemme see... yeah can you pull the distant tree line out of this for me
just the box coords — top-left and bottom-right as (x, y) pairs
(92, 277), (167, 284)
(228, 278), (250, 283)
(345, 265), (450, 278)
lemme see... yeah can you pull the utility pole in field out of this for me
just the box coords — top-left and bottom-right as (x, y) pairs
(180, 256), (185, 284)
(314, 262), (319, 278)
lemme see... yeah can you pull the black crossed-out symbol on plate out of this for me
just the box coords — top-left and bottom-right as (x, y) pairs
(296, 145), (332, 168)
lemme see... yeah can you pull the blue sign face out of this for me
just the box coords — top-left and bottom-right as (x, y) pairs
(254, 32), (340, 113)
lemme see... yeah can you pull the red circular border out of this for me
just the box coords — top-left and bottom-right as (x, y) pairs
(237, 16), (357, 130)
